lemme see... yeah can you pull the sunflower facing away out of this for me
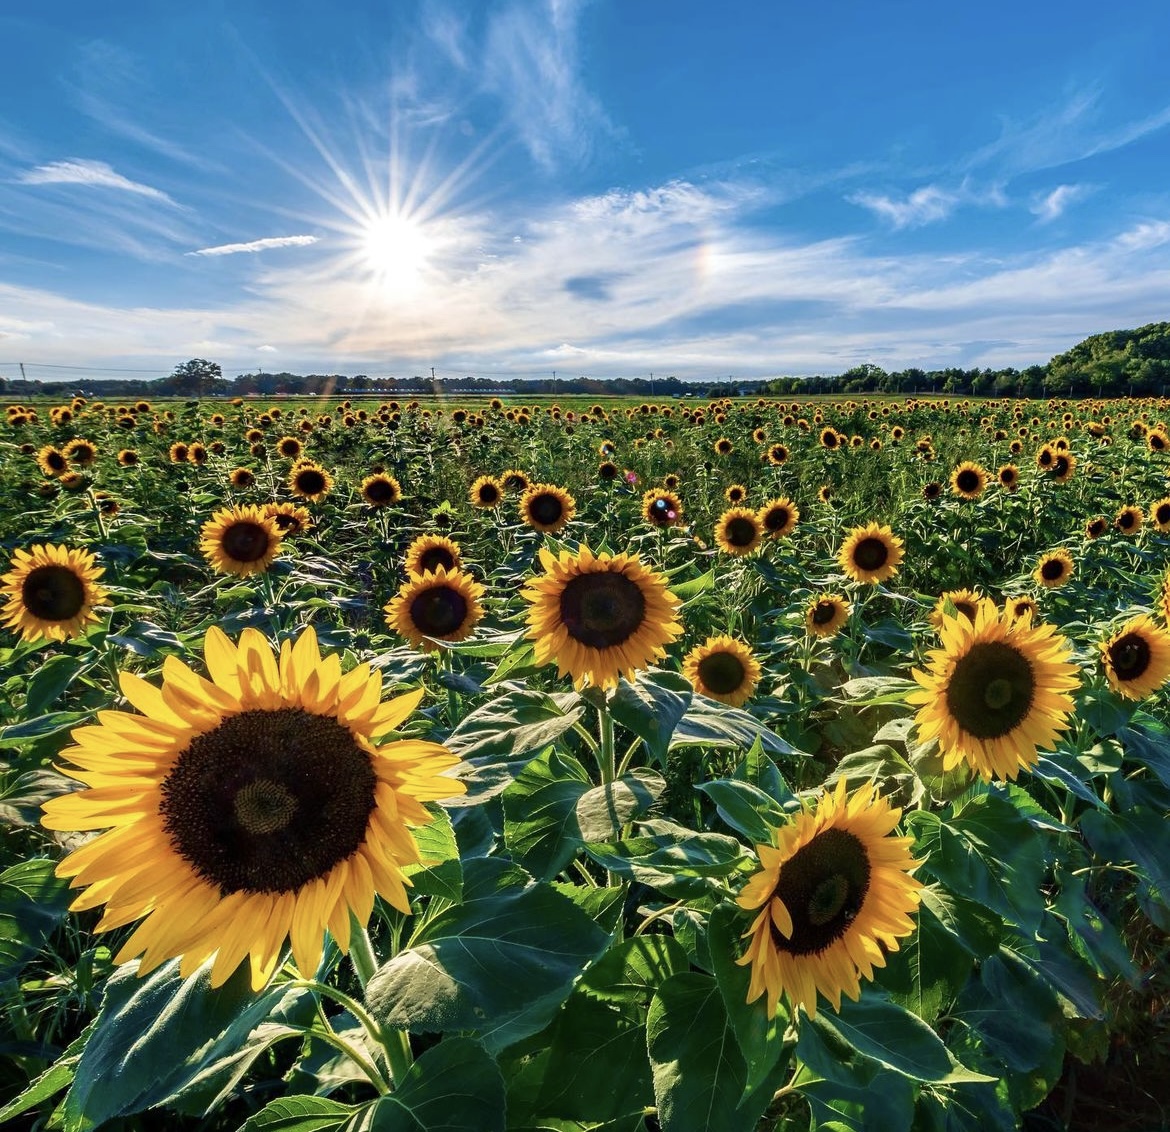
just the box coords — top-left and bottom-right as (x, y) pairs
(1, 544), (109, 643)
(1099, 615), (1170, 700)
(805, 593), (850, 638)
(41, 625), (464, 990)
(522, 544), (682, 689)
(520, 483), (577, 534)
(200, 505), (284, 577)
(837, 523), (904, 585)
(404, 534), (463, 576)
(385, 567), (485, 650)
(736, 779), (922, 1019)
(908, 603), (1079, 781)
(714, 508), (764, 556)
(682, 636), (760, 706)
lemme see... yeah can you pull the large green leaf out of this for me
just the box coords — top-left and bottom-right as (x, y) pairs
(1080, 807), (1170, 913)
(0, 859), (72, 981)
(237, 1095), (355, 1132)
(575, 769), (665, 842)
(365, 859), (611, 1053)
(24, 653), (96, 715)
(444, 688), (584, 763)
(403, 805), (462, 902)
(609, 669), (692, 764)
(647, 972), (784, 1132)
(502, 749), (592, 880)
(696, 778), (788, 844)
(669, 697), (801, 756)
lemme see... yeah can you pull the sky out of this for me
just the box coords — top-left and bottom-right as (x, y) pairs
(1, 0), (1170, 384)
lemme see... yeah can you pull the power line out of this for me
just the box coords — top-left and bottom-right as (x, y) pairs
(0, 361), (166, 373)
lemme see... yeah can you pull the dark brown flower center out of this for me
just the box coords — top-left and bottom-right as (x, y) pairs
(280, 440), (301, 456)
(724, 517), (758, 547)
(1040, 558), (1066, 582)
(955, 469), (981, 493)
(763, 506), (791, 533)
(221, 521), (272, 563)
(1156, 504), (1170, 526)
(851, 537), (889, 572)
(476, 482), (501, 505)
(1108, 633), (1151, 681)
(768, 829), (871, 955)
(504, 473), (529, 491)
(409, 585), (469, 637)
(295, 469), (327, 496)
(1119, 511), (1137, 530)
(812, 600), (838, 626)
(22, 564), (86, 621)
(1052, 456), (1071, 478)
(559, 571), (646, 649)
(364, 478), (398, 504)
(527, 492), (566, 526)
(697, 650), (746, 695)
(161, 708), (376, 894)
(45, 450), (67, 471)
(945, 641), (1035, 738)
(417, 545), (457, 573)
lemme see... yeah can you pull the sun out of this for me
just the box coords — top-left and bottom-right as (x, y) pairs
(360, 211), (433, 294)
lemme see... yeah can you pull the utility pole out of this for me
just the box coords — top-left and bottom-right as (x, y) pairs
(19, 363), (26, 381)
(650, 371), (654, 399)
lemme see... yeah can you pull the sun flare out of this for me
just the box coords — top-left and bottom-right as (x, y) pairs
(360, 211), (433, 294)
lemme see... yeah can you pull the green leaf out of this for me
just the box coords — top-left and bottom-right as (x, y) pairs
(63, 959), (287, 1130)
(444, 688), (584, 762)
(0, 1023), (92, 1126)
(24, 653), (94, 715)
(669, 569), (715, 604)
(696, 778), (788, 844)
(917, 885), (1002, 959)
(238, 1096), (355, 1131)
(647, 972), (783, 1132)
(403, 805), (462, 901)
(1080, 807), (1170, 912)
(671, 697), (802, 756)
(609, 669), (692, 764)
(502, 749), (592, 881)
(365, 859), (611, 1053)
(0, 859), (72, 980)
(0, 710), (88, 745)
(579, 934), (690, 1005)
(834, 676), (918, 705)
(575, 769), (665, 842)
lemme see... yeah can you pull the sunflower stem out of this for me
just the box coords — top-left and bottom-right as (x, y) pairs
(597, 694), (616, 787)
(348, 919), (380, 988)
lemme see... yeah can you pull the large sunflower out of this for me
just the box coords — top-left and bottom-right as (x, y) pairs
(736, 779), (922, 1019)
(758, 497), (799, 539)
(37, 445), (69, 477)
(682, 636), (760, 706)
(404, 534), (463, 576)
(469, 475), (504, 509)
(908, 603), (1079, 781)
(200, 505), (284, 577)
(522, 544), (682, 689)
(288, 462), (333, 502)
(385, 567), (485, 650)
(714, 508), (763, 556)
(1, 544), (109, 643)
(41, 625), (464, 990)
(837, 523), (904, 585)
(805, 593), (850, 638)
(520, 483), (577, 534)
(1099, 615), (1170, 700)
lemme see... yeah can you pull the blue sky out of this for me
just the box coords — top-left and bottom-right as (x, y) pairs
(2, 0), (1169, 383)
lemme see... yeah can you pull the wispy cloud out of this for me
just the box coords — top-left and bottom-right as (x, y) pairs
(187, 235), (320, 257)
(1030, 183), (1091, 223)
(847, 181), (1006, 229)
(16, 159), (178, 205)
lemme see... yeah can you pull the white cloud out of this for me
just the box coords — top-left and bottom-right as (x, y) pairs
(16, 159), (178, 204)
(1030, 184), (1090, 223)
(848, 181), (1008, 230)
(187, 235), (320, 257)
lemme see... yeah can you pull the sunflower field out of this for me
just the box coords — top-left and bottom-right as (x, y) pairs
(2, 392), (1169, 1132)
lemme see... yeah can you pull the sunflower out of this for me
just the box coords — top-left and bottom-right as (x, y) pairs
(501, 469), (530, 494)
(1085, 516), (1107, 540)
(1099, 615), (1170, 700)
(200, 505), (284, 577)
(714, 437), (734, 456)
(597, 461), (620, 481)
(41, 625), (463, 991)
(1034, 549), (1074, 589)
(928, 589), (990, 630)
(1048, 452), (1076, 484)
(805, 593), (850, 638)
(385, 567), (485, 650)
(361, 474), (402, 508)
(682, 636), (760, 706)
(817, 485), (834, 505)
(469, 475), (504, 509)
(404, 534), (463, 577)
(642, 489), (684, 528)
(60, 472), (87, 492)
(713, 508), (763, 556)
(276, 435), (303, 460)
(949, 461), (988, 500)
(1, 544), (109, 643)
(922, 482), (942, 501)
(115, 448), (138, 467)
(264, 502), (313, 536)
(1149, 497), (1170, 534)
(766, 443), (789, 466)
(837, 523), (904, 585)
(908, 603), (1079, 781)
(997, 464), (1019, 491)
(288, 462), (333, 502)
(1161, 572), (1170, 625)
(188, 443), (209, 465)
(522, 544), (682, 690)
(758, 497), (799, 539)
(1004, 595), (1039, 626)
(169, 442), (190, 464)
(229, 467), (256, 490)
(37, 445), (69, 477)
(724, 484), (748, 505)
(819, 427), (841, 450)
(1115, 505), (1143, 536)
(63, 438), (97, 467)
(736, 779), (922, 1019)
(520, 483), (576, 534)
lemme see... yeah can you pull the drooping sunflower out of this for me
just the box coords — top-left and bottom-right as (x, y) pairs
(361, 473), (402, 508)
(805, 593), (850, 638)
(385, 567), (485, 650)
(736, 779), (922, 1019)
(714, 508), (763, 556)
(63, 438), (97, 467)
(758, 497), (799, 539)
(642, 489), (684, 528)
(928, 589), (991, 630)
(949, 461), (988, 500)
(837, 523), (904, 585)
(37, 445), (69, 477)
(1, 544), (109, 643)
(520, 483), (577, 534)
(264, 502), (313, 536)
(41, 625), (464, 991)
(1034, 549), (1074, 589)
(1115, 505), (1143, 536)
(522, 544), (682, 690)
(1149, 496), (1170, 534)
(1099, 615), (1170, 700)
(200, 505), (284, 577)
(597, 461), (620, 481)
(682, 636), (760, 707)
(469, 475), (504, 509)
(908, 603), (1079, 781)
(288, 462), (333, 502)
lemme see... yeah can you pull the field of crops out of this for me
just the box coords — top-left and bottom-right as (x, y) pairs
(2, 391), (1169, 1131)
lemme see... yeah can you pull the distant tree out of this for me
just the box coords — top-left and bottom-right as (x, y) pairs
(165, 358), (226, 396)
